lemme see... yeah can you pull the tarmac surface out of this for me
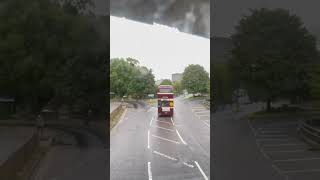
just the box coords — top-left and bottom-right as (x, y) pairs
(212, 103), (320, 180)
(0, 127), (35, 165)
(110, 96), (210, 180)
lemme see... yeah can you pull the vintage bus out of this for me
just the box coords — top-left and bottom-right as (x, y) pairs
(157, 85), (174, 116)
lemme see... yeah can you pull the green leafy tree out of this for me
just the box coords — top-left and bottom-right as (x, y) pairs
(173, 80), (182, 95)
(110, 58), (156, 99)
(213, 63), (235, 106)
(230, 8), (318, 111)
(181, 64), (209, 94)
(0, 0), (107, 117)
(160, 79), (173, 85)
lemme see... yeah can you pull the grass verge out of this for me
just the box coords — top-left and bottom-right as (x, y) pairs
(110, 105), (126, 130)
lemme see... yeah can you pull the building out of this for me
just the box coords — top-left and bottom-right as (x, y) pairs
(171, 73), (183, 82)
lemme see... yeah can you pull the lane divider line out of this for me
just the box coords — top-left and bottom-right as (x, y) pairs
(151, 134), (180, 144)
(152, 125), (175, 132)
(176, 129), (187, 145)
(148, 162), (152, 180)
(194, 161), (208, 180)
(153, 150), (177, 161)
(147, 130), (150, 149)
(150, 117), (154, 126)
(170, 117), (175, 126)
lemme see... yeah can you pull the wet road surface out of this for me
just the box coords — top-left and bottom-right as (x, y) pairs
(110, 96), (210, 180)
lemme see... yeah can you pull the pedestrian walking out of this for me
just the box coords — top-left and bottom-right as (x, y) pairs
(36, 114), (45, 137)
(86, 109), (92, 126)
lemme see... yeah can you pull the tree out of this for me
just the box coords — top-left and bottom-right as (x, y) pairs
(160, 79), (173, 85)
(0, 0), (108, 117)
(110, 58), (156, 99)
(230, 8), (318, 111)
(181, 64), (209, 94)
(212, 63), (235, 106)
(173, 80), (182, 95)
(309, 64), (320, 107)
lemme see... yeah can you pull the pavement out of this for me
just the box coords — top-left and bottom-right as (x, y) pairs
(110, 96), (210, 180)
(31, 129), (107, 180)
(212, 103), (320, 180)
(0, 127), (35, 165)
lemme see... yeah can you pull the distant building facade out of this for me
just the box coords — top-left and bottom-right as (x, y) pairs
(171, 73), (183, 82)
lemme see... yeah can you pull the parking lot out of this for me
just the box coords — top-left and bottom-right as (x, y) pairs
(250, 119), (320, 180)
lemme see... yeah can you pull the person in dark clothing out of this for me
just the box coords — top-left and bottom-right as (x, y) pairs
(36, 114), (45, 137)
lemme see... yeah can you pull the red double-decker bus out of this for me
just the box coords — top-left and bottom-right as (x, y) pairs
(157, 85), (174, 117)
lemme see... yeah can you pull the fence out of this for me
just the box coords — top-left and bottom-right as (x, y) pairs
(299, 119), (320, 148)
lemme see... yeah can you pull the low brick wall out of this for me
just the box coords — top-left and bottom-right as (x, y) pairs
(0, 132), (39, 179)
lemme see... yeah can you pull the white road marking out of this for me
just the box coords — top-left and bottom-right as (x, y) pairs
(153, 150), (177, 161)
(274, 157), (320, 162)
(194, 161), (208, 180)
(155, 119), (172, 125)
(176, 129), (187, 145)
(150, 117), (154, 126)
(152, 125), (175, 132)
(151, 134), (180, 144)
(147, 130), (150, 149)
(183, 162), (194, 168)
(170, 117), (175, 126)
(148, 162), (152, 180)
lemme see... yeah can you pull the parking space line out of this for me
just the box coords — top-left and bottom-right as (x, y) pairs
(176, 129), (187, 145)
(283, 168), (320, 174)
(155, 119), (172, 125)
(151, 134), (180, 144)
(183, 162), (194, 168)
(274, 157), (320, 162)
(195, 161), (208, 180)
(148, 162), (152, 180)
(202, 121), (210, 127)
(262, 143), (306, 147)
(264, 150), (306, 153)
(153, 150), (177, 161)
(257, 138), (297, 142)
(152, 125), (175, 132)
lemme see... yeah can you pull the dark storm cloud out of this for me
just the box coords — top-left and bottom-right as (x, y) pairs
(110, 0), (210, 38)
(211, 0), (320, 40)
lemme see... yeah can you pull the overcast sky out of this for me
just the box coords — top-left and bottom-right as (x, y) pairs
(110, 16), (210, 80)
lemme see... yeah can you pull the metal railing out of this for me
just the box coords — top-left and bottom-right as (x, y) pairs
(299, 119), (320, 147)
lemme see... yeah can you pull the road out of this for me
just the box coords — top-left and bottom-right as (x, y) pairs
(110, 96), (210, 180)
